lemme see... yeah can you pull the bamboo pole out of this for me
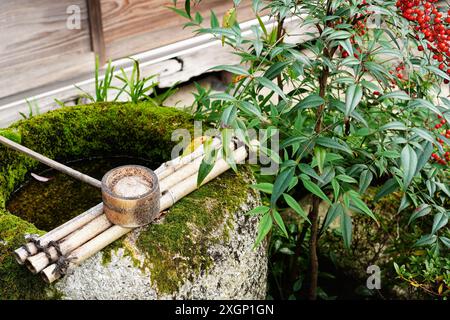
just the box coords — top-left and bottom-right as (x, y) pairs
(0, 135), (102, 188)
(28, 154), (208, 274)
(26, 148), (217, 273)
(14, 204), (104, 264)
(14, 140), (222, 263)
(25, 215), (112, 274)
(155, 137), (221, 180)
(41, 146), (248, 283)
(158, 145), (226, 193)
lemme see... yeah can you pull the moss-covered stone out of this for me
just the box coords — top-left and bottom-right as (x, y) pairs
(0, 102), (258, 299)
(0, 102), (194, 299)
(0, 210), (57, 299)
(136, 166), (253, 294)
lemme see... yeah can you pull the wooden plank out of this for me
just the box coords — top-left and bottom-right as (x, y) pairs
(0, 0), (92, 98)
(87, 0), (107, 65)
(0, 16), (301, 128)
(0, 51), (95, 100)
(100, 0), (255, 60)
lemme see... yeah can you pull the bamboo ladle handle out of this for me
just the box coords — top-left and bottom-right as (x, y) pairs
(0, 135), (101, 188)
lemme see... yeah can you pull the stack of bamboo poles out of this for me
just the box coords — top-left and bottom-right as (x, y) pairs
(12, 137), (250, 283)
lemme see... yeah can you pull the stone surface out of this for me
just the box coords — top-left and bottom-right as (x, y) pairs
(55, 185), (267, 300)
(0, 103), (268, 300)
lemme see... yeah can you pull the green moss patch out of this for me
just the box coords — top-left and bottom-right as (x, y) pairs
(136, 167), (253, 294)
(0, 102), (256, 298)
(0, 102), (193, 299)
(0, 210), (53, 299)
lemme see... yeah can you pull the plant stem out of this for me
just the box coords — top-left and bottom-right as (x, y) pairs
(306, 0), (336, 299)
(276, 13), (285, 103)
(308, 196), (321, 299)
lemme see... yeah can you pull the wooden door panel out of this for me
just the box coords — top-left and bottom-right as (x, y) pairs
(101, 0), (255, 60)
(0, 0), (92, 98)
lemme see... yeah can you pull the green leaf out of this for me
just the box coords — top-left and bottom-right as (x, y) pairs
(414, 234), (437, 247)
(348, 191), (377, 222)
(255, 77), (287, 101)
(237, 101), (262, 118)
(184, 0), (191, 18)
(168, 6), (191, 19)
(321, 202), (343, 234)
(283, 194), (310, 223)
(273, 210), (288, 237)
(210, 10), (219, 28)
(256, 14), (268, 37)
(220, 105), (237, 126)
(380, 91), (411, 101)
(411, 128), (437, 145)
(254, 212), (273, 247)
(336, 174), (357, 184)
(246, 205), (270, 216)
(331, 179), (340, 200)
(264, 61), (291, 80)
(209, 64), (250, 75)
(408, 204), (431, 225)
(271, 168), (295, 206)
(379, 121), (407, 131)
(314, 147), (326, 174)
(260, 146), (282, 165)
(409, 99), (440, 114)
(345, 85), (363, 117)
(197, 158), (214, 187)
(401, 145), (418, 188)
(316, 137), (353, 155)
(251, 183), (273, 194)
(210, 93), (236, 101)
(298, 163), (323, 183)
(326, 30), (352, 41)
(359, 170), (373, 194)
(340, 209), (352, 249)
(375, 178), (399, 201)
(426, 65), (450, 81)
(339, 39), (353, 56)
(440, 236), (450, 248)
(301, 177), (331, 204)
(415, 142), (433, 175)
(435, 182), (450, 197)
(431, 212), (448, 234)
(292, 95), (325, 111)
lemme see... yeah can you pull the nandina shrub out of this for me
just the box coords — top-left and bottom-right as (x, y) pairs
(172, 0), (450, 299)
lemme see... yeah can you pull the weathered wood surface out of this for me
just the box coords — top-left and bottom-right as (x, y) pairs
(101, 0), (255, 60)
(0, 16), (305, 128)
(87, 0), (107, 65)
(0, 0), (92, 99)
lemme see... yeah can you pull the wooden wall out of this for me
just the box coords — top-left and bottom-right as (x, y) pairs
(0, 0), (254, 100)
(101, 0), (253, 60)
(0, 0), (93, 99)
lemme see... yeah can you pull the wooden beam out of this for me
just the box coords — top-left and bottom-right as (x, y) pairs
(87, 0), (106, 65)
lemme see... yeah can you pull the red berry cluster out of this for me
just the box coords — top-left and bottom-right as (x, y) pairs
(396, 0), (450, 83)
(430, 114), (450, 166)
(389, 63), (407, 82)
(336, 1), (373, 59)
